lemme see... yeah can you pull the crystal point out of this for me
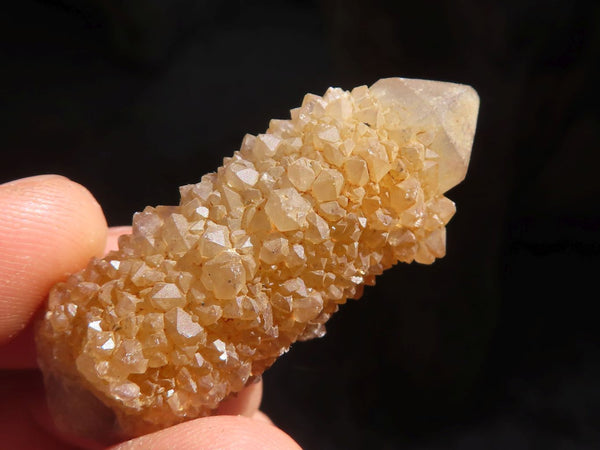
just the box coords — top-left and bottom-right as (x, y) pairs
(370, 77), (479, 192)
(36, 77), (479, 443)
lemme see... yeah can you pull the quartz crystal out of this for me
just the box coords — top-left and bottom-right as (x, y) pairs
(36, 78), (479, 443)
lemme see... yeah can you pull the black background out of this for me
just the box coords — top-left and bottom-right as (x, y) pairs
(2, 1), (600, 448)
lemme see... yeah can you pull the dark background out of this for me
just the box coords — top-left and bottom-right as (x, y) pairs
(2, 1), (600, 448)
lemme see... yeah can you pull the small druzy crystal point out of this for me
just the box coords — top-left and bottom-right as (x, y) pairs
(36, 78), (479, 443)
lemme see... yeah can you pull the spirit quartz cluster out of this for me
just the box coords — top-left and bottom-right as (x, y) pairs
(36, 78), (479, 442)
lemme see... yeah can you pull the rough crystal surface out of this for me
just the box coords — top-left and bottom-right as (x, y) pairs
(36, 77), (479, 442)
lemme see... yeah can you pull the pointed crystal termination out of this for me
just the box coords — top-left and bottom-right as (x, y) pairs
(369, 78), (478, 193)
(36, 78), (479, 444)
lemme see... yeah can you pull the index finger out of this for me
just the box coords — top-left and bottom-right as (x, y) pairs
(0, 175), (107, 348)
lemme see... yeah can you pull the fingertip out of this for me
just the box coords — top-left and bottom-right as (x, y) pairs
(0, 174), (107, 344)
(112, 415), (301, 450)
(251, 410), (274, 424)
(216, 379), (263, 417)
(105, 226), (132, 255)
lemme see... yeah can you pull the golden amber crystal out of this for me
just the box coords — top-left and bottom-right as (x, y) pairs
(36, 78), (479, 443)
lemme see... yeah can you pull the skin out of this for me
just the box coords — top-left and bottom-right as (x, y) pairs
(0, 175), (300, 450)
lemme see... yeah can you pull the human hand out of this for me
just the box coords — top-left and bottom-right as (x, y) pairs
(0, 175), (300, 450)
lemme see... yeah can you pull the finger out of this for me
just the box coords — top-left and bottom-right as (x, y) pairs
(105, 226), (131, 254)
(0, 320), (37, 368)
(111, 415), (301, 450)
(251, 410), (274, 424)
(216, 379), (263, 417)
(0, 175), (107, 345)
(0, 370), (78, 450)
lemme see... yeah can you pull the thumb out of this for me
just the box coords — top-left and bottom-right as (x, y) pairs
(0, 175), (107, 345)
(111, 415), (301, 450)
